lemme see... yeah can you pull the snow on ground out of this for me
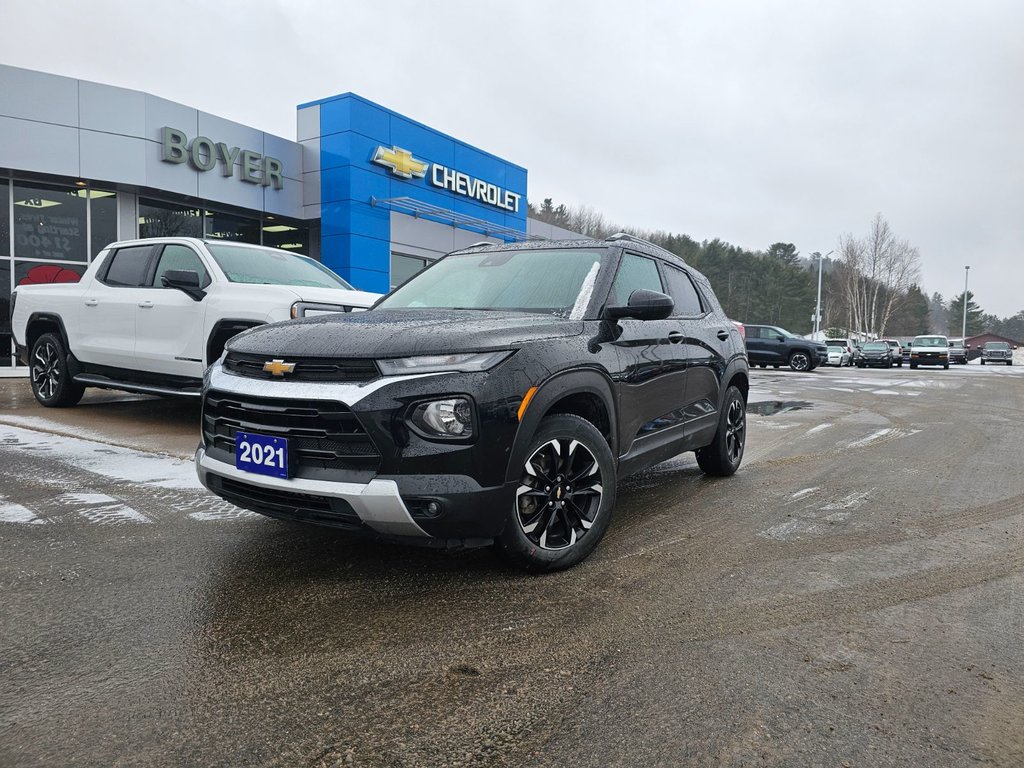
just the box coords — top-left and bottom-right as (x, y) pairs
(0, 424), (199, 490)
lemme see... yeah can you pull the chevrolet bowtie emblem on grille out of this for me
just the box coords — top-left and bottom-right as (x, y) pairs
(263, 359), (296, 376)
(556, 487), (563, 499)
(372, 145), (428, 179)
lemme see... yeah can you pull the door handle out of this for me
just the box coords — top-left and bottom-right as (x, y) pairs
(668, 331), (684, 344)
(717, 329), (730, 341)
(84, 299), (98, 307)
(138, 301), (154, 309)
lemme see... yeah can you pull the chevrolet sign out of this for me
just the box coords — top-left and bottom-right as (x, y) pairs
(372, 145), (521, 213)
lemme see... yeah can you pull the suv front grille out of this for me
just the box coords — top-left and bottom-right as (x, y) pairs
(223, 351), (379, 383)
(202, 390), (380, 476)
(209, 475), (364, 530)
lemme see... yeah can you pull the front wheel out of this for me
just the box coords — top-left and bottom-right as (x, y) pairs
(30, 332), (85, 407)
(981, 359), (986, 365)
(789, 351), (810, 371)
(495, 414), (616, 572)
(944, 363), (949, 369)
(696, 385), (746, 477)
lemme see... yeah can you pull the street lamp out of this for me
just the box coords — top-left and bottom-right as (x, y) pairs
(961, 265), (970, 339)
(813, 250), (834, 337)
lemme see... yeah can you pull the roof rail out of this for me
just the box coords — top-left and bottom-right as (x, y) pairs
(606, 232), (654, 247)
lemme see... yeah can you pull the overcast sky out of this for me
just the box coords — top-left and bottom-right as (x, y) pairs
(4, 0), (1021, 316)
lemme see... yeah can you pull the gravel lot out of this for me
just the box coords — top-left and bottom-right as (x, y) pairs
(1, 363), (1022, 767)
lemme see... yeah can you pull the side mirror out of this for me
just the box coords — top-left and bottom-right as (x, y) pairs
(776, 335), (785, 342)
(604, 289), (674, 322)
(161, 269), (206, 301)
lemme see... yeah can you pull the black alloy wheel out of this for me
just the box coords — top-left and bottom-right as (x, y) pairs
(516, 438), (603, 551)
(696, 385), (746, 477)
(789, 351), (810, 372)
(496, 414), (615, 572)
(30, 332), (85, 408)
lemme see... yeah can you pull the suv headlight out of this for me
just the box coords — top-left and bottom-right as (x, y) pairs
(378, 350), (513, 375)
(409, 398), (474, 438)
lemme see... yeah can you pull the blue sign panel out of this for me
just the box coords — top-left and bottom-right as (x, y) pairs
(297, 93), (528, 293)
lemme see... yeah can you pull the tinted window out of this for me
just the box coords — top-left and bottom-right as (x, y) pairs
(609, 254), (663, 306)
(153, 245), (210, 288)
(662, 265), (703, 316)
(103, 246), (152, 287)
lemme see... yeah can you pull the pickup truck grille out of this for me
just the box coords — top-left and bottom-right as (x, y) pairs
(202, 390), (380, 476)
(223, 351), (378, 382)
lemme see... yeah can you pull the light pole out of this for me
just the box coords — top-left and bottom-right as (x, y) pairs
(961, 265), (970, 339)
(813, 250), (833, 337)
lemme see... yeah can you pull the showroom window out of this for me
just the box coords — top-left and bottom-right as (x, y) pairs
(139, 198), (203, 239)
(206, 208), (260, 244)
(262, 217), (310, 254)
(391, 253), (429, 289)
(13, 181), (88, 262)
(89, 188), (118, 256)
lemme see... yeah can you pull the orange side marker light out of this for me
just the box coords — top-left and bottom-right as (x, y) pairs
(517, 386), (538, 421)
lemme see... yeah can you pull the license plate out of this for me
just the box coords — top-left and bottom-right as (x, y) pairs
(235, 431), (289, 478)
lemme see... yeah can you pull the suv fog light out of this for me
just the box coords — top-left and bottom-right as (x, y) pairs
(409, 398), (473, 438)
(406, 498), (444, 519)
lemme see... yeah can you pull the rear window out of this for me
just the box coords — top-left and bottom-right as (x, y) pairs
(102, 246), (152, 287)
(825, 340), (847, 347)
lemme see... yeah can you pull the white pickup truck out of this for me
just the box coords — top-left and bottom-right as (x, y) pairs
(11, 237), (380, 406)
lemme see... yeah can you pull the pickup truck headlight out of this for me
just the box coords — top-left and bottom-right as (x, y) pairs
(378, 350), (512, 375)
(409, 398), (474, 438)
(291, 301), (352, 319)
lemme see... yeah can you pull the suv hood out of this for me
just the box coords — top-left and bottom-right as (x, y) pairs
(227, 309), (584, 359)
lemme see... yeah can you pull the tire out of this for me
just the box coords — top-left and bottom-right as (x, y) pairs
(29, 332), (85, 407)
(981, 359), (986, 365)
(788, 351), (811, 371)
(1008, 361), (1013, 366)
(943, 363), (949, 370)
(910, 363), (917, 369)
(696, 385), (746, 477)
(886, 360), (892, 368)
(897, 360), (903, 367)
(495, 414), (616, 572)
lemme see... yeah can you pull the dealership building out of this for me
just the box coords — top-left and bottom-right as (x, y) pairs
(0, 64), (577, 371)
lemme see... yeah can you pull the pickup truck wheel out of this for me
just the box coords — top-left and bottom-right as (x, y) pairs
(788, 351), (810, 371)
(30, 332), (84, 407)
(696, 385), (746, 477)
(495, 414), (615, 572)
(980, 359), (985, 365)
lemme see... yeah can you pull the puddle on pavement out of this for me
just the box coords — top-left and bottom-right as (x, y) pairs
(748, 400), (814, 416)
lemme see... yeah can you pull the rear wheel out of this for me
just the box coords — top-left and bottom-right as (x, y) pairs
(696, 386), (746, 477)
(495, 414), (615, 572)
(30, 332), (85, 407)
(788, 351), (810, 371)
(910, 362), (918, 369)
(944, 363), (949, 369)
(981, 359), (986, 365)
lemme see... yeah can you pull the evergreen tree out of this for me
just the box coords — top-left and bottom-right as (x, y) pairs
(947, 291), (986, 336)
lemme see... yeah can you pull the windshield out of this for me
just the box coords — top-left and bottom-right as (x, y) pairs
(913, 336), (947, 347)
(986, 342), (1010, 350)
(206, 244), (354, 289)
(949, 341), (965, 348)
(863, 342), (887, 350)
(378, 248), (605, 315)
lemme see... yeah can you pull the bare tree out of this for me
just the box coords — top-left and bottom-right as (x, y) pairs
(837, 214), (921, 337)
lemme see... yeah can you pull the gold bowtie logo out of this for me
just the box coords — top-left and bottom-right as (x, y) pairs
(263, 359), (296, 376)
(372, 145), (428, 179)
(556, 487), (563, 499)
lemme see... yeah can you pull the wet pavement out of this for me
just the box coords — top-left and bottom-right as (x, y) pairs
(1, 365), (1022, 766)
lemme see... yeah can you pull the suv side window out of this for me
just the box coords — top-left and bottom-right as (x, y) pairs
(152, 244), (211, 288)
(101, 246), (153, 287)
(609, 253), (664, 307)
(661, 265), (704, 316)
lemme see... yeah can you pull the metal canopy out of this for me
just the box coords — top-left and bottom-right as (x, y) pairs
(370, 196), (545, 242)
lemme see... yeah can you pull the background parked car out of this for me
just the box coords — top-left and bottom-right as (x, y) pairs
(824, 339), (854, 366)
(947, 338), (968, 365)
(744, 325), (827, 371)
(857, 341), (895, 368)
(909, 334), (950, 369)
(980, 341), (1015, 365)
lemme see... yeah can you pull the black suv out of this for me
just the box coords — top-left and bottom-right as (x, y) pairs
(744, 325), (827, 371)
(195, 235), (749, 571)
